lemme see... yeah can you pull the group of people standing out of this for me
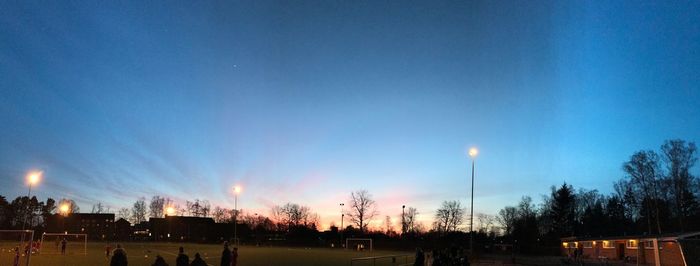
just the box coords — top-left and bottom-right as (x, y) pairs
(414, 246), (471, 266)
(108, 242), (239, 266)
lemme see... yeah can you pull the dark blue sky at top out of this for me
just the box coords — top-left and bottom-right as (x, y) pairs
(1, 1), (699, 227)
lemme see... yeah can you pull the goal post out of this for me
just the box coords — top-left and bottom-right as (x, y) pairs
(40, 233), (87, 255)
(0, 230), (34, 266)
(346, 238), (373, 252)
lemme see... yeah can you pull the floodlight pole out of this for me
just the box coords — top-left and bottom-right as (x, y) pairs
(340, 203), (345, 247)
(234, 192), (238, 245)
(469, 157), (475, 255)
(22, 182), (33, 230)
(402, 205), (406, 236)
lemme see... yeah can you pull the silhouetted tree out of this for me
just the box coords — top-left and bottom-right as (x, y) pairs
(347, 190), (378, 233)
(186, 199), (211, 217)
(660, 139), (698, 231)
(545, 183), (576, 238)
(131, 197), (147, 224)
(41, 198), (56, 226)
(604, 195), (630, 235)
(477, 213), (496, 234)
(403, 207), (418, 234)
(0, 195), (10, 228)
(149, 196), (166, 218)
(384, 215), (395, 235)
(512, 196), (539, 252)
(212, 206), (230, 223)
(117, 208), (131, 222)
(92, 202), (105, 213)
(497, 206), (517, 236)
(433, 200), (464, 232)
(271, 203), (319, 230)
(623, 150), (663, 234)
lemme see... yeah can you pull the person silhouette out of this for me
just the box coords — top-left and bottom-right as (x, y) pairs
(12, 247), (20, 266)
(152, 255), (169, 266)
(60, 238), (67, 255)
(220, 242), (231, 266)
(110, 244), (128, 266)
(190, 253), (207, 266)
(176, 247), (190, 266)
(231, 247), (239, 266)
(414, 248), (425, 266)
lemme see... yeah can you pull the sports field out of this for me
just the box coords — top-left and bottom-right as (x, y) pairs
(0, 242), (414, 266)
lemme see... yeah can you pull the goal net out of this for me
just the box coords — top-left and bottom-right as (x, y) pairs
(40, 233), (87, 255)
(346, 238), (373, 251)
(0, 230), (34, 266)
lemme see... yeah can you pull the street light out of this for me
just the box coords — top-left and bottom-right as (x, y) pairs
(468, 147), (478, 256)
(23, 170), (42, 230)
(402, 205), (406, 236)
(340, 203), (344, 247)
(60, 203), (70, 216)
(233, 185), (242, 246)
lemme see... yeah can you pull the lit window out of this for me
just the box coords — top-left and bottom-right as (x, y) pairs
(602, 241), (615, 249)
(583, 241), (593, 248)
(626, 240), (638, 249)
(642, 240), (662, 250)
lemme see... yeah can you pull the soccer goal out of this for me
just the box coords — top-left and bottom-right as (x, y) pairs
(0, 230), (34, 266)
(40, 233), (87, 255)
(346, 238), (373, 251)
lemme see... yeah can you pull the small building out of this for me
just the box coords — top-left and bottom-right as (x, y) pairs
(63, 213), (115, 240)
(149, 216), (216, 242)
(114, 218), (132, 241)
(132, 221), (151, 241)
(561, 232), (700, 266)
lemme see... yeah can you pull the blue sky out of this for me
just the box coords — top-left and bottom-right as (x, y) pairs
(1, 1), (699, 228)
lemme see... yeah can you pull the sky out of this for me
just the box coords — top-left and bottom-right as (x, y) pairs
(1, 1), (699, 230)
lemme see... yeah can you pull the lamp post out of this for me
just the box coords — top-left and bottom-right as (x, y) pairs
(22, 171), (42, 230)
(468, 147), (478, 256)
(60, 203), (70, 232)
(340, 203), (344, 247)
(165, 206), (175, 240)
(402, 205), (406, 236)
(233, 185), (241, 246)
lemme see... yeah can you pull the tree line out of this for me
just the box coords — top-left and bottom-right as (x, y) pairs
(495, 139), (698, 253)
(1, 187), (483, 241)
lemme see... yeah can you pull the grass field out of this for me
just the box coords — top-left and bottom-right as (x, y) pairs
(0, 242), (414, 266)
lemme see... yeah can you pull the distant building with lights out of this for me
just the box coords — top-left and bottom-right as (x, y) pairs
(46, 213), (115, 240)
(561, 232), (700, 266)
(45, 213), (249, 243)
(149, 216), (216, 242)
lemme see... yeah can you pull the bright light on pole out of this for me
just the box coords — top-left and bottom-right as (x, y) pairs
(233, 185), (242, 246)
(27, 171), (42, 185)
(340, 203), (345, 246)
(60, 203), (70, 216)
(467, 147), (478, 256)
(23, 170), (43, 230)
(468, 147), (478, 158)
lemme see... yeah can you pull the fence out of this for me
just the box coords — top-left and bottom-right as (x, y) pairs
(350, 254), (414, 266)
